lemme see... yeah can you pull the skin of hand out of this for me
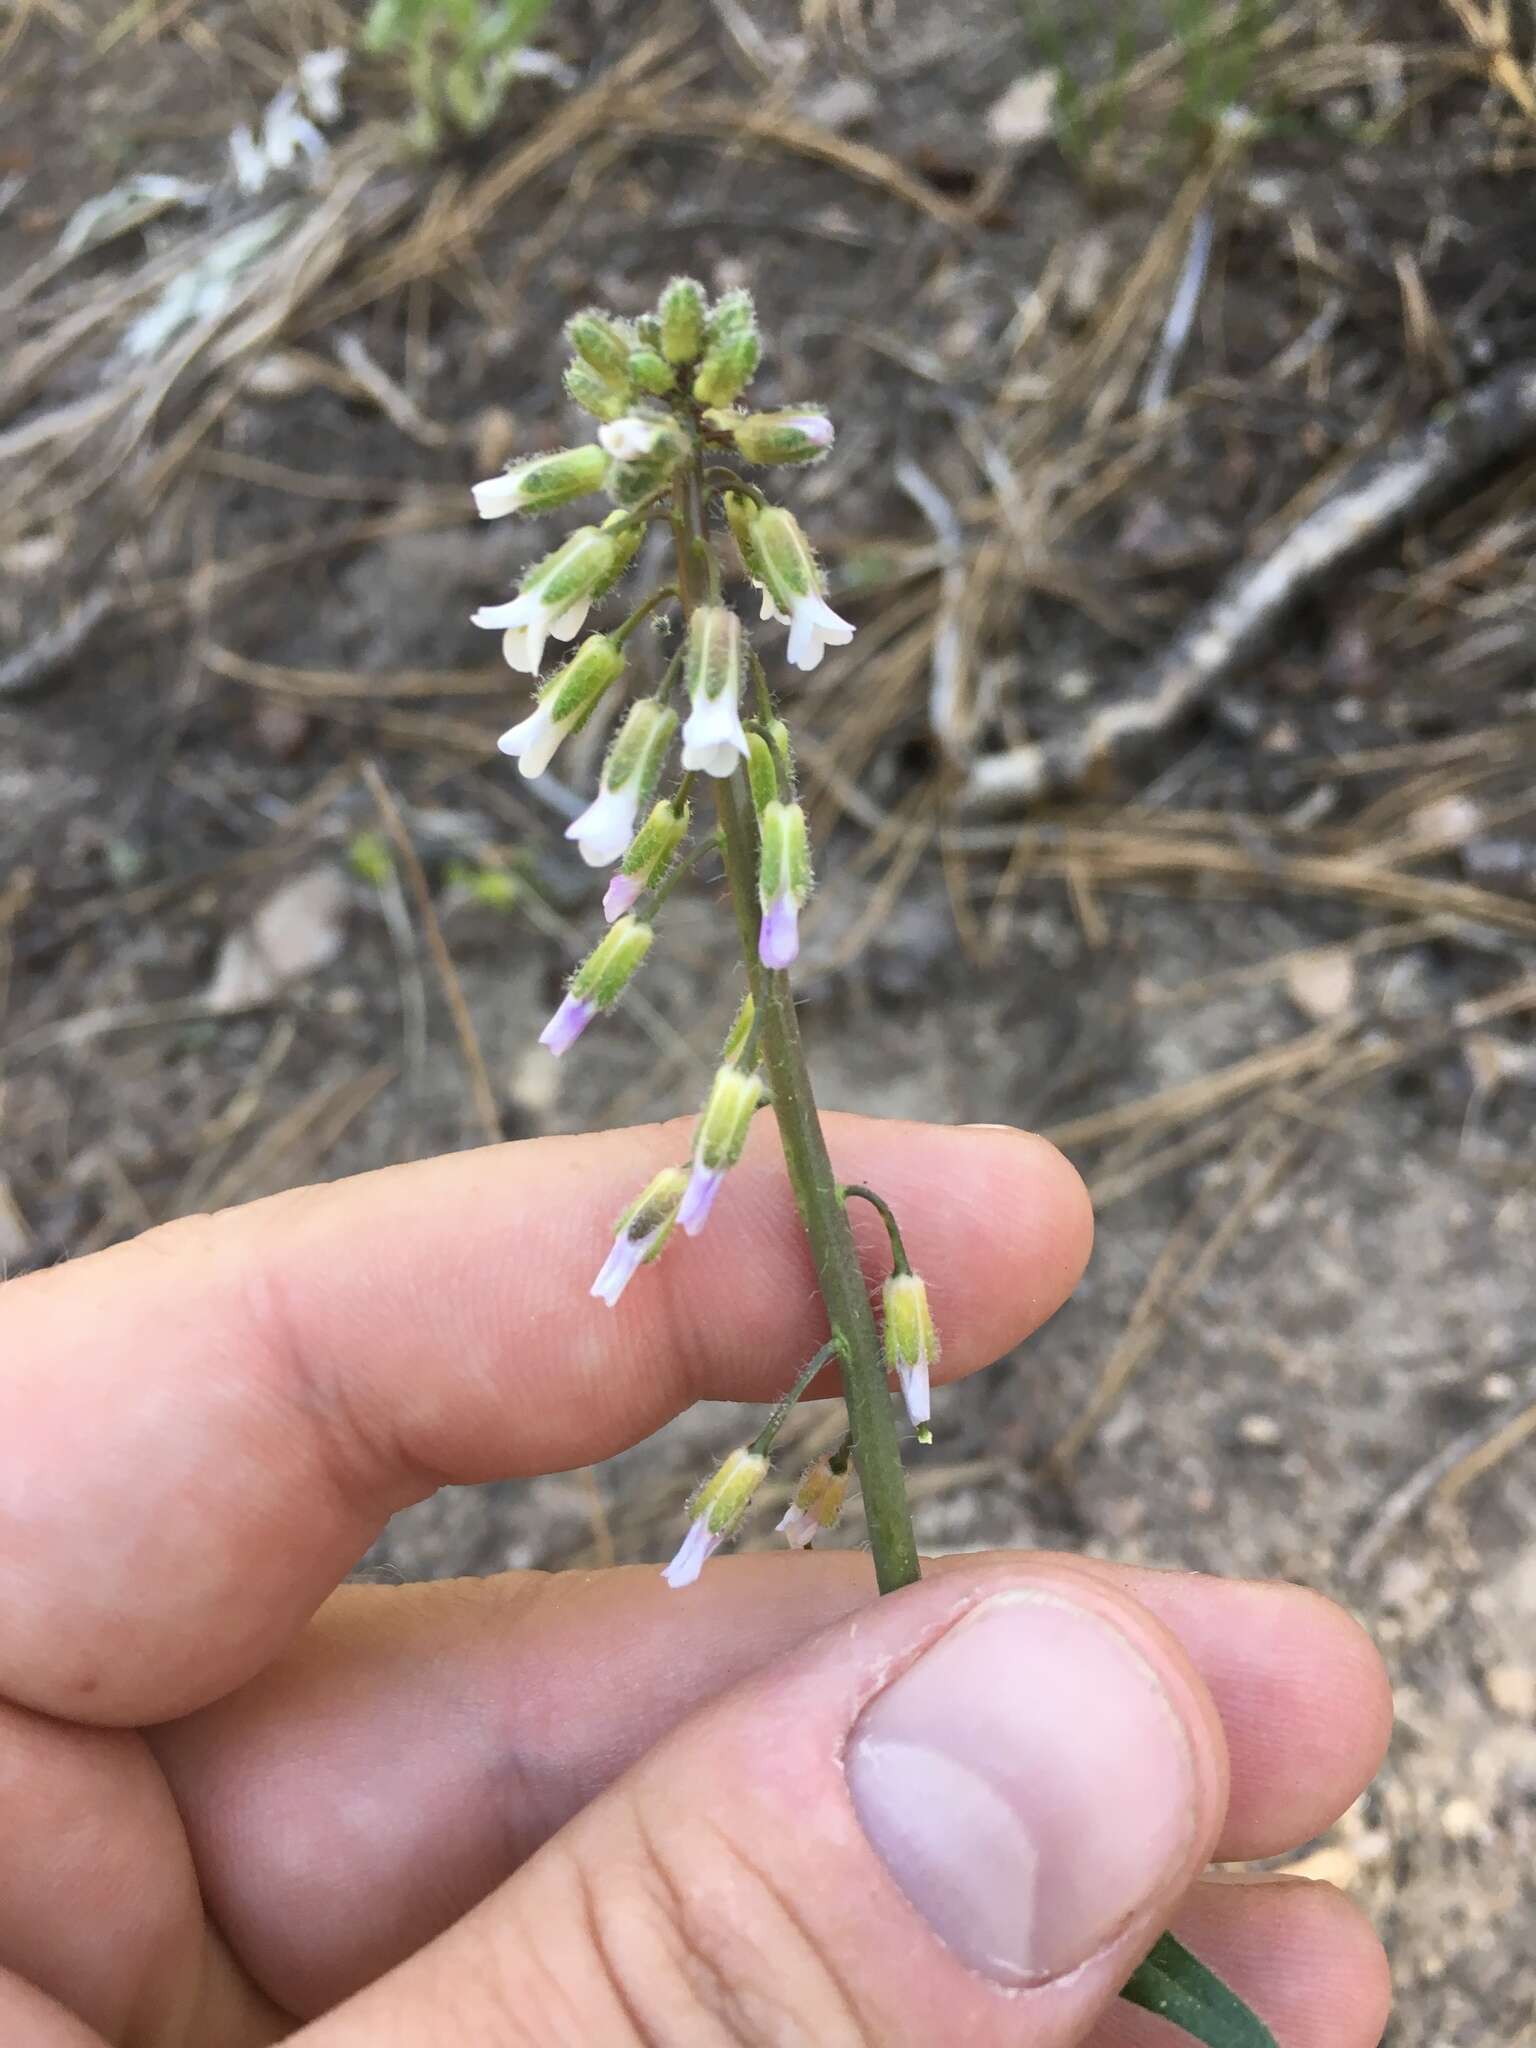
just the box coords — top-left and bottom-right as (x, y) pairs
(0, 1116), (1392, 2048)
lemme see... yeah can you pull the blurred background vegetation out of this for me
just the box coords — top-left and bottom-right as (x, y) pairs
(5, 3), (1536, 2035)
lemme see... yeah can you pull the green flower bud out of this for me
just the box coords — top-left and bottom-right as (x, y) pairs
(542, 632), (626, 729)
(720, 990), (755, 1066)
(659, 276), (707, 365)
(592, 513), (645, 595)
(605, 452), (671, 510)
(635, 313), (663, 350)
(564, 361), (629, 421)
(570, 912), (653, 1009)
(628, 346), (676, 395)
(692, 327), (761, 408)
(531, 526), (621, 616)
(723, 490), (767, 583)
(683, 603), (743, 707)
(566, 308), (632, 386)
(883, 1270), (939, 1442)
(746, 729), (778, 816)
(766, 716), (796, 790)
(694, 1063), (765, 1173)
(471, 443), (610, 519)
(706, 288), (756, 342)
(730, 409), (834, 466)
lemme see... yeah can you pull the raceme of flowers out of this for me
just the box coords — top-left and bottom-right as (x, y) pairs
(470, 282), (935, 1583)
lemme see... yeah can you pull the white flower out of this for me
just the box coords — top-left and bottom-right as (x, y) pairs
(297, 49), (347, 124)
(473, 591), (589, 676)
(229, 125), (269, 195)
(497, 701), (567, 778)
(599, 417), (665, 461)
(566, 785), (640, 868)
(471, 472), (530, 519)
(786, 590), (855, 672)
(260, 87), (327, 174)
(661, 1519), (720, 1588)
(681, 688), (749, 778)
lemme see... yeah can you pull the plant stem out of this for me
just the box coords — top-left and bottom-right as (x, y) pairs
(672, 459), (920, 1595)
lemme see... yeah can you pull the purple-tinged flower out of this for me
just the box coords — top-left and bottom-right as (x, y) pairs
(538, 993), (593, 1058)
(590, 1165), (688, 1310)
(662, 1445), (769, 1589)
(661, 1518), (720, 1589)
(602, 870), (644, 923)
(758, 893), (800, 970)
(676, 1163), (724, 1238)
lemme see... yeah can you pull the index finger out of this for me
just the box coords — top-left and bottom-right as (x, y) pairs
(0, 1116), (1089, 1724)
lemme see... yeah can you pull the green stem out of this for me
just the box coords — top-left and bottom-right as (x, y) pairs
(672, 457), (920, 1595)
(841, 1184), (912, 1276)
(750, 1339), (843, 1457)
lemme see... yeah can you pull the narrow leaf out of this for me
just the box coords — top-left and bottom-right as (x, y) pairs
(1119, 1933), (1278, 2048)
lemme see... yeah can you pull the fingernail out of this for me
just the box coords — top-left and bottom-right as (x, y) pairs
(845, 1591), (1196, 1986)
(963, 1122), (1018, 1133)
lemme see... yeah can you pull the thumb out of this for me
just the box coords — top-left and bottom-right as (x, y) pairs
(296, 1560), (1229, 2048)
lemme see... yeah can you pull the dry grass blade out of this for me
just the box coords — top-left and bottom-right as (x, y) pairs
(960, 362), (1536, 812)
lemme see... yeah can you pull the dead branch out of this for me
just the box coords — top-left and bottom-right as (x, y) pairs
(958, 361), (1536, 813)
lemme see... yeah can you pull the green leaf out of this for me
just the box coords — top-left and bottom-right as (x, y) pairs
(1119, 1934), (1278, 2048)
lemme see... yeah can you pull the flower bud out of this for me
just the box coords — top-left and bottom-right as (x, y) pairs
(692, 289), (760, 405)
(565, 700), (678, 868)
(777, 1450), (851, 1549)
(470, 443), (609, 520)
(564, 361), (628, 422)
(680, 604), (749, 778)
(723, 490), (765, 582)
(677, 1063), (765, 1236)
(730, 408), (834, 466)
(720, 990), (755, 1066)
(883, 1270), (939, 1442)
(539, 912), (652, 1056)
(746, 729), (779, 816)
(603, 798), (689, 921)
(663, 1443), (770, 1587)
(693, 328), (761, 407)
(659, 276), (707, 365)
(592, 1165), (688, 1309)
(627, 346), (676, 395)
(496, 632), (624, 777)
(566, 308), (632, 387)
(756, 799), (812, 970)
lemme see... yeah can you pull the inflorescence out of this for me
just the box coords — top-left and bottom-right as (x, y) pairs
(471, 279), (938, 1585)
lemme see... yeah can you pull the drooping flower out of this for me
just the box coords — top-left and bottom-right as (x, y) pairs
(678, 1063), (765, 1237)
(565, 699), (677, 869)
(496, 634), (624, 780)
(776, 1451), (852, 1549)
(601, 799), (690, 922)
(538, 913), (652, 1058)
(591, 1164), (688, 1308)
(662, 1444), (769, 1588)
(740, 504), (855, 673)
(680, 604), (748, 778)
(471, 444), (609, 520)
(473, 524), (629, 676)
(883, 1271), (940, 1443)
(756, 799), (812, 971)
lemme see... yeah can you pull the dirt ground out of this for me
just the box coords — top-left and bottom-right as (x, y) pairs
(5, 2), (1536, 2040)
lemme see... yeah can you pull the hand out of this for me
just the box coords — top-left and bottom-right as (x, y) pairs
(0, 1117), (1390, 2047)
